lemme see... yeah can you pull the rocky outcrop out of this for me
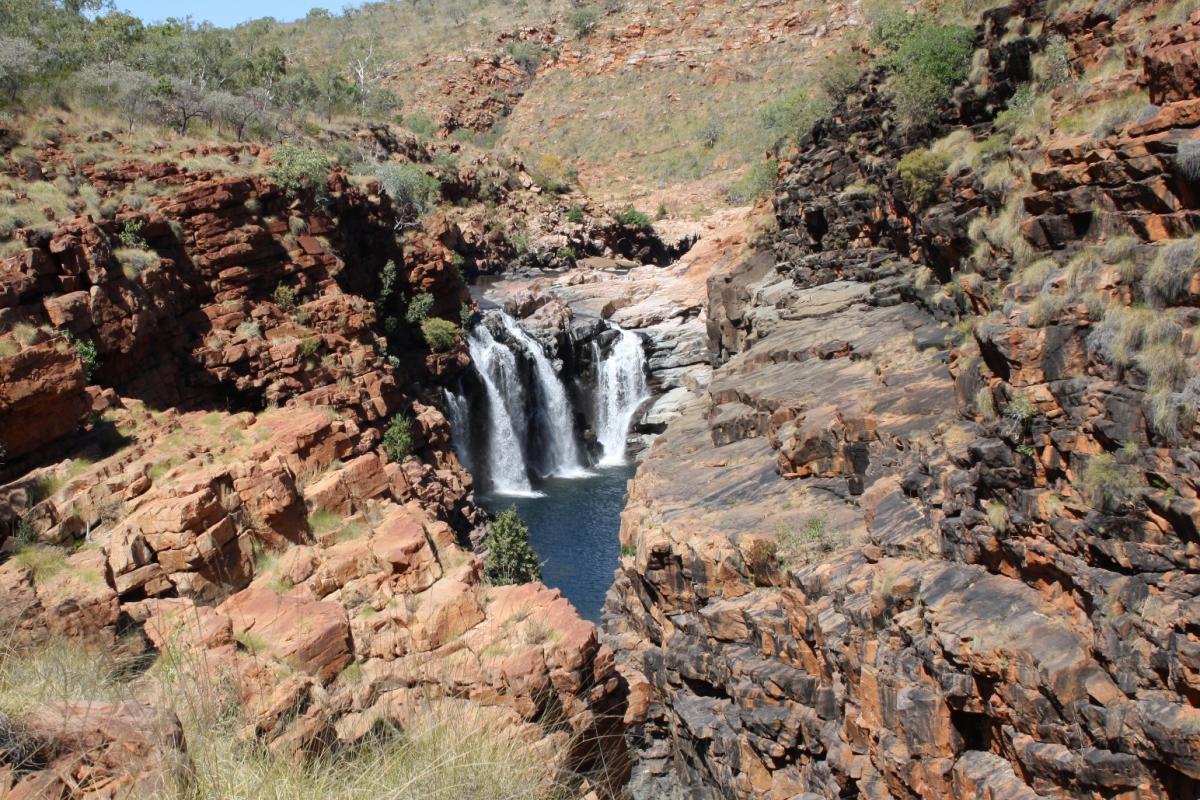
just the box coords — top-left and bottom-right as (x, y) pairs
(604, 1), (1200, 797)
(0, 146), (625, 792)
(0, 701), (190, 798)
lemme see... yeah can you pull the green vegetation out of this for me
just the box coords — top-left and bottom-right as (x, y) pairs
(567, 6), (600, 38)
(420, 317), (461, 352)
(483, 507), (541, 585)
(404, 292), (434, 325)
(1080, 452), (1140, 511)
(728, 159), (778, 204)
(0, 639), (561, 799)
(614, 207), (653, 230)
(267, 145), (330, 199)
(985, 500), (1009, 532)
(874, 12), (975, 128)
(13, 544), (67, 583)
(375, 163), (439, 221)
(619, 543), (637, 557)
(236, 320), (263, 340)
(64, 331), (99, 380)
(114, 247), (161, 280)
(1144, 236), (1200, 307)
(382, 414), (414, 462)
(761, 87), (831, 147)
(776, 514), (836, 566)
(897, 148), (951, 204)
(119, 218), (146, 248)
(272, 283), (297, 309)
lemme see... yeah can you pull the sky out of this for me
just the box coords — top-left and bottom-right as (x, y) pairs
(113, 0), (329, 27)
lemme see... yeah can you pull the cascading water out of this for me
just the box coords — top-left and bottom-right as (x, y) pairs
(443, 387), (473, 474)
(451, 311), (652, 621)
(498, 313), (589, 478)
(466, 323), (537, 496)
(594, 326), (649, 466)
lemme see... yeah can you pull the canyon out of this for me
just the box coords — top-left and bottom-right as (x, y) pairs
(3, 0), (1200, 796)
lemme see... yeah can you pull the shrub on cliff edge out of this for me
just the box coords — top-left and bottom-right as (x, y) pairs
(421, 317), (461, 352)
(382, 414), (415, 462)
(268, 144), (330, 199)
(483, 507), (541, 585)
(897, 148), (951, 205)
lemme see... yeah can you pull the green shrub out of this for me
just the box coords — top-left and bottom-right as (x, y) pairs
(421, 317), (461, 352)
(884, 21), (975, 128)
(376, 163), (439, 219)
(507, 41), (544, 74)
(119, 218), (146, 248)
(1080, 452), (1139, 511)
(728, 159), (778, 204)
(405, 292), (434, 324)
(114, 247), (160, 280)
(483, 507), (541, 585)
(566, 205), (584, 224)
(382, 414), (415, 462)
(272, 283), (297, 309)
(819, 49), (861, 100)
(404, 111), (436, 137)
(985, 500), (1009, 532)
(268, 144), (330, 199)
(65, 331), (98, 380)
(897, 148), (951, 204)
(567, 6), (600, 37)
(870, 8), (926, 53)
(615, 207), (652, 229)
(760, 87), (831, 146)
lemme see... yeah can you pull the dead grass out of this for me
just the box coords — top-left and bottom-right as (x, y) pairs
(0, 637), (571, 800)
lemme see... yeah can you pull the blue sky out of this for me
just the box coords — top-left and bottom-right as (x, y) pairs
(114, 0), (331, 27)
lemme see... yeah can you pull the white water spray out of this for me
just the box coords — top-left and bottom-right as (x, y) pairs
(595, 325), (649, 466)
(467, 323), (539, 496)
(498, 313), (589, 478)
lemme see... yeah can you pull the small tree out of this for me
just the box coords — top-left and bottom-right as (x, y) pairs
(382, 414), (414, 462)
(268, 144), (330, 199)
(897, 148), (950, 205)
(0, 36), (46, 106)
(483, 507), (541, 585)
(152, 76), (211, 135)
(567, 6), (600, 38)
(376, 163), (439, 225)
(405, 291), (434, 324)
(74, 63), (156, 132)
(421, 317), (461, 352)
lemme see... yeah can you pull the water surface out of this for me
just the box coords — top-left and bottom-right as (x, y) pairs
(481, 463), (636, 622)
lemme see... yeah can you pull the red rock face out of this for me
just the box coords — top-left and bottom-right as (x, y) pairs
(0, 155), (625, 790)
(1141, 10), (1200, 105)
(604, 2), (1200, 798)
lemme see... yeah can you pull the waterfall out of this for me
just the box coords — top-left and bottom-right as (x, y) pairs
(466, 323), (538, 496)
(595, 326), (649, 466)
(443, 387), (473, 475)
(498, 313), (588, 478)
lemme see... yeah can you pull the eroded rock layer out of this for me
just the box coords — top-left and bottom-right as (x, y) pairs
(605, 2), (1200, 798)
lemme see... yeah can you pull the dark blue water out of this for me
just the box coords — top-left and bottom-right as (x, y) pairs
(481, 464), (636, 622)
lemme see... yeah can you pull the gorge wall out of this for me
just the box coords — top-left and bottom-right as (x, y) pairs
(604, 0), (1200, 797)
(0, 143), (627, 796)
